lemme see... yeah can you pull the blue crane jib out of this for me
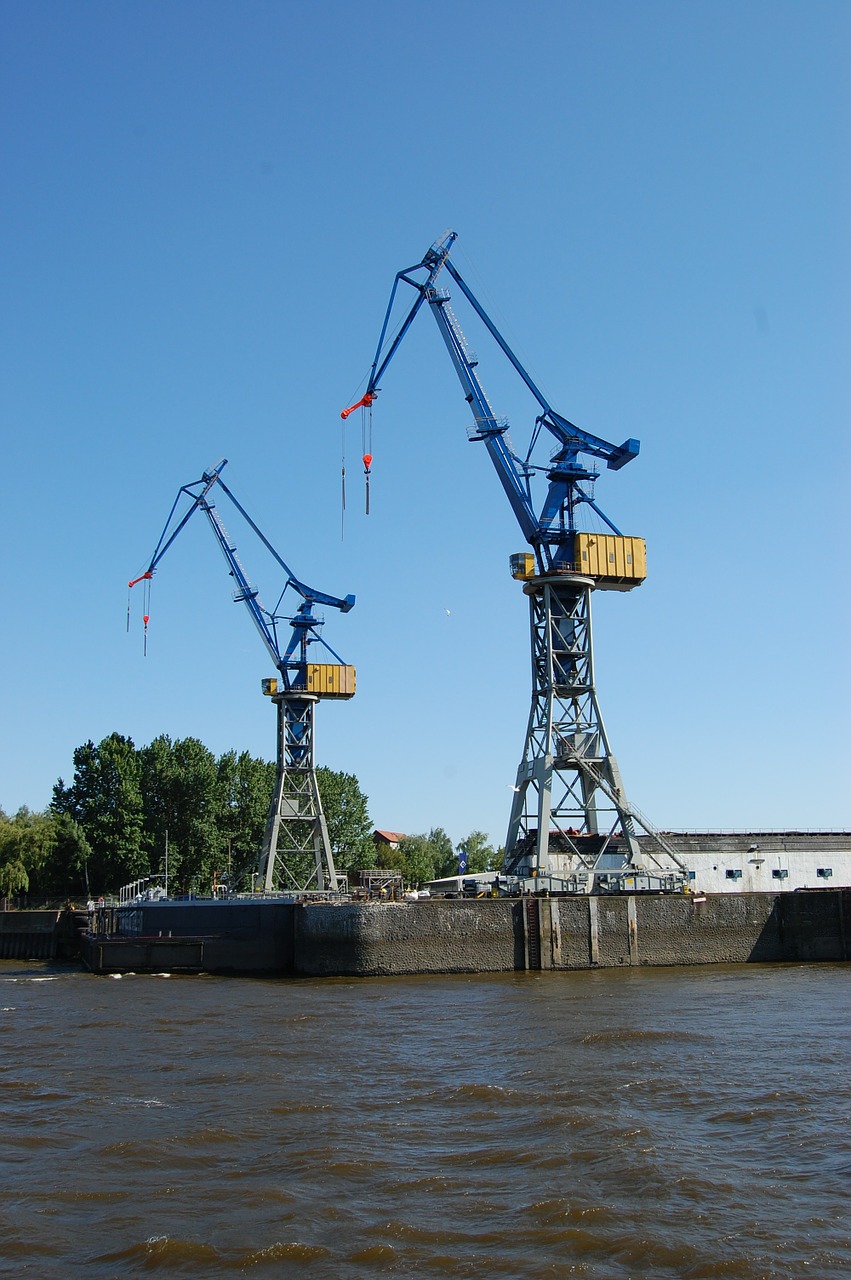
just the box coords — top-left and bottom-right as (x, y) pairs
(129, 459), (356, 694)
(342, 230), (642, 583)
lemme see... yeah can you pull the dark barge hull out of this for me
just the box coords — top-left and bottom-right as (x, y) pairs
(81, 900), (295, 975)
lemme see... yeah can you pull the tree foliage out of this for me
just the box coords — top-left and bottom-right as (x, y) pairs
(381, 827), (499, 887)
(0, 806), (91, 899)
(216, 749), (276, 889)
(317, 767), (373, 874)
(389, 827), (454, 886)
(137, 735), (221, 892)
(0, 808), (34, 897)
(458, 830), (497, 874)
(32, 813), (92, 897)
(52, 733), (146, 891)
(40, 732), (372, 896)
(11, 730), (498, 898)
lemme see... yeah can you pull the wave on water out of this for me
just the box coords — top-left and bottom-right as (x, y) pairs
(268, 1101), (334, 1115)
(243, 1242), (333, 1264)
(345, 1244), (397, 1265)
(0, 1079), (76, 1102)
(580, 1028), (711, 1045)
(92, 1235), (333, 1271)
(441, 1081), (512, 1102)
(0, 975), (62, 984)
(92, 1236), (222, 1269)
(110, 1095), (170, 1109)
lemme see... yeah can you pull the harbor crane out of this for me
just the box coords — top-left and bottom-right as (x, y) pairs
(343, 232), (686, 893)
(129, 460), (356, 894)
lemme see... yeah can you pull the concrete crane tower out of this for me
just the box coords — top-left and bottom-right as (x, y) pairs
(343, 232), (686, 893)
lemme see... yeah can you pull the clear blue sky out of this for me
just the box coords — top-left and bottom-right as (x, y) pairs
(1, 1), (849, 844)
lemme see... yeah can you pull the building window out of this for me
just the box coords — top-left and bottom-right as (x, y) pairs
(772, 869), (789, 880)
(725, 869), (743, 880)
(816, 867), (833, 879)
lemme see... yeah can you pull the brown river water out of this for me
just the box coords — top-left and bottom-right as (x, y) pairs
(0, 961), (848, 1279)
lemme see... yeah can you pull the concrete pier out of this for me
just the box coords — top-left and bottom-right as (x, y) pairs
(0, 910), (63, 960)
(291, 891), (850, 976)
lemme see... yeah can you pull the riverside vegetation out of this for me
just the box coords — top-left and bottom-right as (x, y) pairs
(1, 732), (497, 900)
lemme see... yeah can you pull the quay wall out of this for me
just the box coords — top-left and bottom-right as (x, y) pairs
(293, 890), (851, 976)
(294, 898), (524, 976)
(67, 888), (851, 975)
(0, 910), (62, 960)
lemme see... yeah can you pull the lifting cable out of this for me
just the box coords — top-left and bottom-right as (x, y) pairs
(341, 418), (346, 540)
(340, 391), (376, 519)
(361, 400), (373, 517)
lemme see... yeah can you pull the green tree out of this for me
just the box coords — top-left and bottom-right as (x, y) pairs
(316, 767), (373, 876)
(425, 827), (455, 878)
(215, 749), (276, 889)
(52, 733), (147, 892)
(139, 734), (176, 888)
(457, 830), (497, 875)
(0, 807), (54, 883)
(50, 732), (375, 897)
(0, 808), (34, 897)
(28, 813), (92, 898)
(139, 736), (220, 893)
(0, 853), (29, 898)
(392, 827), (454, 887)
(0, 807), (90, 900)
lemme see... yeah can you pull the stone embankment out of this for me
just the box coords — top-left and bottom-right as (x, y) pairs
(294, 890), (851, 976)
(0, 908), (87, 960)
(71, 889), (851, 976)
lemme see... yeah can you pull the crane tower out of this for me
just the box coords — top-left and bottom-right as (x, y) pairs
(343, 232), (686, 893)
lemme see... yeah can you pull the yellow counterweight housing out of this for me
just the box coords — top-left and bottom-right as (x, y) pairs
(510, 537), (646, 589)
(575, 533), (646, 589)
(306, 663), (357, 699)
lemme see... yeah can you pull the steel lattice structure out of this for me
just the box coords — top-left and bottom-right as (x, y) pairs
(259, 693), (336, 893)
(504, 576), (642, 885)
